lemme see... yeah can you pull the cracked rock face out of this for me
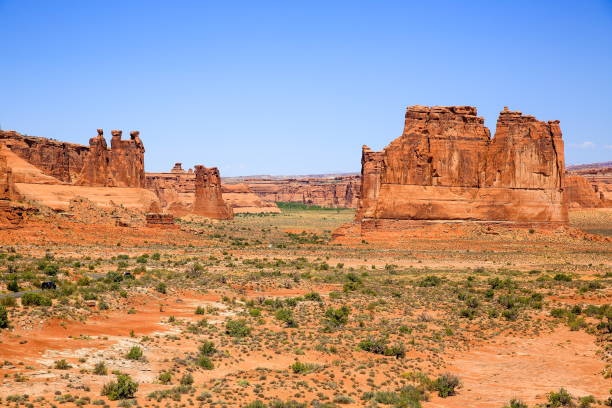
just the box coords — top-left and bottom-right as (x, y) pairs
(356, 105), (568, 225)
(192, 165), (233, 219)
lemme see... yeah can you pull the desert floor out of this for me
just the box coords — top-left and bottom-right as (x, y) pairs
(0, 207), (610, 408)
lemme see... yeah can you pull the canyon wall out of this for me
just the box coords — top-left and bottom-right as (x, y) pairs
(235, 175), (360, 208)
(192, 165), (233, 219)
(355, 105), (568, 228)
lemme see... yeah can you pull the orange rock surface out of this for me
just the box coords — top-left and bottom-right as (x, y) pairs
(192, 165), (233, 219)
(352, 105), (568, 234)
(566, 162), (612, 207)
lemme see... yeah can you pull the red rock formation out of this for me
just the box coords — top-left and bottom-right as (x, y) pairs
(192, 165), (233, 219)
(566, 163), (612, 207)
(565, 175), (608, 208)
(221, 184), (281, 213)
(354, 105), (568, 230)
(145, 168), (280, 215)
(75, 129), (115, 186)
(171, 163), (185, 173)
(0, 130), (89, 183)
(146, 213), (176, 228)
(109, 130), (145, 187)
(238, 175), (360, 208)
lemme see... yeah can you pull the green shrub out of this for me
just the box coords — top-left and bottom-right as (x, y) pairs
(7, 280), (20, 292)
(158, 371), (172, 384)
(180, 373), (193, 386)
(155, 282), (167, 294)
(125, 346), (143, 360)
(196, 355), (214, 369)
(244, 401), (266, 408)
(547, 388), (573, 407)
(303, 292), (322, 302)
(503, 398), (528, 408)
(418, 275), (441, 287)
(93, 361), (107, 375)
(101, 374), (138, 400)
(199, 340), (216, 356)
(54, 359), (71, 369)
(433, 373), (460, 397)
(0, 297), (16, 307)
(21, 293), (52, 307)
(290, 361), (319, 374)
(553, 274), (572, 282)
(225, 319), (251, 337)
(324, 306), (350, 327)
(0, 306), (8, 329)
(195, 306), (205, 315)
(275, 308), (298, 327)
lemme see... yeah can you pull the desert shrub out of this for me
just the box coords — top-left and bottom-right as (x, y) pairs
(225, 319), (251, 337)
(195, 306), (205, 315)
(199, 340), (216, 356)
(93, 361), (107, 375)
(155, 282), (167, 294)
(290, 361), (319, 374)
(7, 280), (19, 292)
(433, 373), (460, 397)
(547, 388), (573, 407)
(125, 346), (143, 360)
(21, 293), (51, 307)
(304, 292), (322, 302)
(361, 385), (427, 407)
(196, 355), (214, 369)
(101, 374), (138, 400)
(358, 336), (405, 358)
(151, 253), (161, 261)
(333, 395), (354, 404)
(244, 401), (266, 408)
(105, 271), (123, 283)
(275, 308), (298, 328)
(54, 359), (71, 369)
(418, 275), (441, 287)
(180, 373), (193, 385)
(0, 306), (8, 329)
(269, 401), (307, 408)
(324, 306), (350, 327)
(502, 308), (519, 321)
(553, 273), (572, 282)
(503, 399), (528, 408)
(158, 372), (172, 384)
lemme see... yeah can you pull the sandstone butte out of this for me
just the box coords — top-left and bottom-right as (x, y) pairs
(192, 165), (233, 219)
(145, 163), (281, 215)
(339, 105), (570, 238)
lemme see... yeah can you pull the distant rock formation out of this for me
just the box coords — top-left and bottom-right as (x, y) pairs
(75, 129), (114, 186)
(192, 165), (233, 219)
(352, 105), (567, 232)
(145, 167), (280, 215)
(236, 175), (360, 208)
(221, 184), (281, 213)
(566, 162), (612, 207)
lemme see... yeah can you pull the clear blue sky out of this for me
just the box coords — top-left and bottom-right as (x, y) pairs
(1, 1), (611, 175)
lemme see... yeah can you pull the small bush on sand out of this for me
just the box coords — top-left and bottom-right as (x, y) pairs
(101, 374), (138, 400)
(125, 346), (143, 360)
(225, 319), (252, 338)
(0, 306), (9, 328)
(433, 373), (460, 397)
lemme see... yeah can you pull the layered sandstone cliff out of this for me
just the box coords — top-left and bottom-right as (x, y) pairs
(229, 175), (360, 208)
(355, 106), (568, 228)
(192, 165), (233, 219)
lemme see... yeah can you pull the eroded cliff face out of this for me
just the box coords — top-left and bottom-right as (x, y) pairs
(0, 130), (89, 183)
(75, 129), (114, 186)
(566, 163), (612, 207)
(192, 165), (233, 219)
(243, 176), (360, 208)
(356, 106), (568, 226)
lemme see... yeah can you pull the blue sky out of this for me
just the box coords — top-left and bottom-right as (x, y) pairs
(1, 1), (611, 175)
